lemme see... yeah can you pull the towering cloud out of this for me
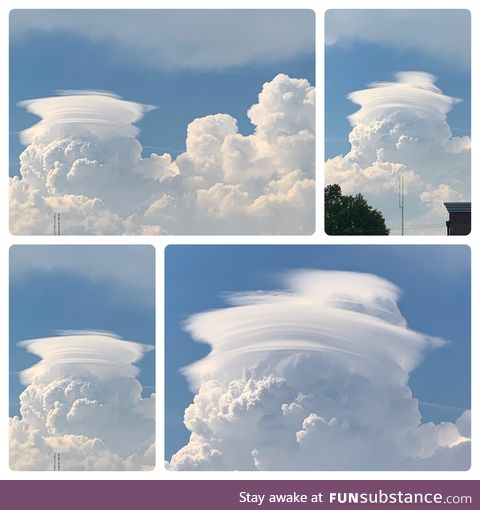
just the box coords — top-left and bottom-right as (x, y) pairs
(325, 72), (470, 234)
(10, 331), (155, 471)
(10, 74), (315, 235)
(168, 270), (470, 470)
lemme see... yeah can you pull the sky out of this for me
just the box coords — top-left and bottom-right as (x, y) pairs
(9, 10), (315, 235)
(325, 10), (470, 235)
(165, 245), (470, 469)
(9, 245), (155, 470)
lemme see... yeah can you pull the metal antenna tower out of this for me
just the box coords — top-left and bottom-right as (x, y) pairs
(53, 452), (61, 471)
(398, 176), (405, 236)
(53, 212), (61, 235)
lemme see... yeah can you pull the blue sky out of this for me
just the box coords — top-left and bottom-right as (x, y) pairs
(9, 245), (155, 417)
(325, 10), (470, 160)
(165, 245), (470, 459)
(9, 10), (315, 177)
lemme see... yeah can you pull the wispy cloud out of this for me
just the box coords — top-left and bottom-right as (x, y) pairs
(326, 10), (470, 70)
(10, 245), (155, 307)
(11, 9), (315, 71)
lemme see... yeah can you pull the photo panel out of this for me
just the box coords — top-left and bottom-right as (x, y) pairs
(9, 245), (155, 471)
(165, 244), (470, 470)
(9, 9), (315, 235)
(325, 9), (471, 236)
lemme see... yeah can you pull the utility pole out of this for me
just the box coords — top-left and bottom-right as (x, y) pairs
(53, 452), (61, 471)
(53, 212), (61, 235)
(399, 176), (405, 236)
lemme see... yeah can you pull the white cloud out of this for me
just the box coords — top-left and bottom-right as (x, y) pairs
(325, 72), (470, 234)
(18, 91), (153, 145)
(168, 270), (470, 470)
(10, 74), (315, 234)
(10, 10), (314, 71)
(10, 331), (155, 471)
(325, 10), (470, 70)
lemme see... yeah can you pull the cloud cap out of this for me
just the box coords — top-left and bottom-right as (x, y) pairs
(18, 331), (153, 384)
(18, 91), (154, 144)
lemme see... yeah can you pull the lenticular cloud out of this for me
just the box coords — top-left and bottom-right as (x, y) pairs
(168, 270), (470, 470)
(18, 91), (152, 145)
(10, 331), (155, 471)
(10, 74), (315, 235)
(325, 72), (470, 234)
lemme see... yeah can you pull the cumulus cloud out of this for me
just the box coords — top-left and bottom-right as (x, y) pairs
(168, 270), (470, 470)
(10, 331), (155, 471)
(325, 72), (470, 234)
(10, 10), (314, 71)
(325, 10), (470, 70)
(10, 74), (315, 234)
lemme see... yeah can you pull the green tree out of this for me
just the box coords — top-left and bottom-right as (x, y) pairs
(325, 184), (390, 235)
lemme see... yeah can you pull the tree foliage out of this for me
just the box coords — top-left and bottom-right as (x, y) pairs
(325, 184), (390, 235)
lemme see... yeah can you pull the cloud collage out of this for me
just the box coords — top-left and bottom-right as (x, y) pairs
(8, 8), (472, 477)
